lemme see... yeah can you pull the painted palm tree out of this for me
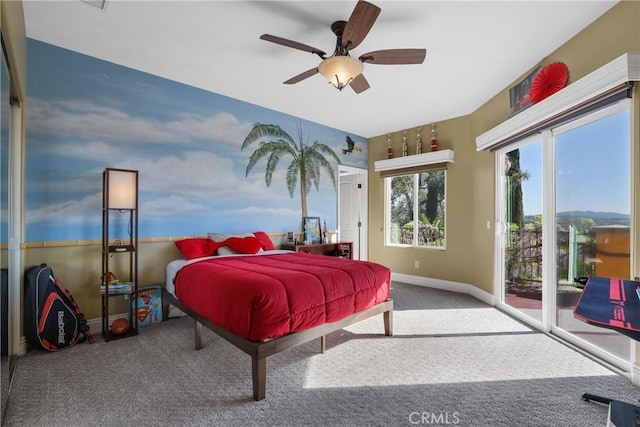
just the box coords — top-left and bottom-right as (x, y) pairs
(241, 122), (341, 222)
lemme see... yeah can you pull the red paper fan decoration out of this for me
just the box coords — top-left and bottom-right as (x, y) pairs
(528, 62), (568, 104)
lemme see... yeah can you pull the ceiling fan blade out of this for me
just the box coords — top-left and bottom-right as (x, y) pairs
(359, 49), (426, 65)
(342, 1), (381, 50)
(283, 68), (319, 85)
(260, 34), (326, 57)
(350, 74), (370, 94)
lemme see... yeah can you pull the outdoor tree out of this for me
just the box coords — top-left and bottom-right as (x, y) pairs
(505, 149), (530, 229)
(390, 175), (414, 227)
(420, 171), (444, 224)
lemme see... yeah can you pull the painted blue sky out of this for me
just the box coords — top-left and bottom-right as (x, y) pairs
(518, 107), (630, 216)
(20, 39), (368, 242)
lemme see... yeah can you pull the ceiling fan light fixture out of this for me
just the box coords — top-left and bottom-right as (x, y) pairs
(318, 56), (363, 91)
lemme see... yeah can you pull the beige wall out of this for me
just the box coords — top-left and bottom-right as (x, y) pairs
(368, 1), (640, 295)
(368, 116), (477, 286)
(23, 233), (288, 320)
(23, 241), (183, 319)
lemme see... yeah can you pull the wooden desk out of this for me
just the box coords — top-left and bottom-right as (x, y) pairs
(281, 242), (353, 260)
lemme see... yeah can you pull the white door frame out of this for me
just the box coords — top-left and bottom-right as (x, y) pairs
(337, 165), (368, 260)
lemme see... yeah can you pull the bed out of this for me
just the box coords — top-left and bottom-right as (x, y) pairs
(165, 248), (393, 400)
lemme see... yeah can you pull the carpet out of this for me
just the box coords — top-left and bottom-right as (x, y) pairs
(3, 282), (639, 426)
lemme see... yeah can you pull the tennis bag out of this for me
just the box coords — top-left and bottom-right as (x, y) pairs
(24, 263), (95, 351)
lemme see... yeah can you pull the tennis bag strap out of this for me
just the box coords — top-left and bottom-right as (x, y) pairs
(53, 276), (95, 345)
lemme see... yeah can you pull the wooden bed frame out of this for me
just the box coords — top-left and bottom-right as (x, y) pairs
(163, 290), (393, 400)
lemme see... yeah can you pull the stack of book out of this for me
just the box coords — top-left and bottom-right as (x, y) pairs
(100, 282), (133, 295)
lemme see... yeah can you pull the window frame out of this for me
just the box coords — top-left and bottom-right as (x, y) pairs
(384, 169), (447, 250)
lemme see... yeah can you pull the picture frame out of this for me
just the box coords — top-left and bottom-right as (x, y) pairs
(303, 216), (322, 244)
(509, 65), (540, 116)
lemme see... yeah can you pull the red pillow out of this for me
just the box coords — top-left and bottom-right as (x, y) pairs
(221, 236), (262, 255)
(253, 231), (275, 251)
(175, 238), (217, 260)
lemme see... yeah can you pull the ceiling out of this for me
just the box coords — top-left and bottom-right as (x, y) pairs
(22, 1), (618, 138)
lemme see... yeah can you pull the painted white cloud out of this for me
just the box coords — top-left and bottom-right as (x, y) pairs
(165, 111), (252, 148)
(110, 150), (271, 199)
(26, 148), (311, 225)
(140, 194), (209, 216)
(26, 192), (101, 224)
(28, 98), (181, 143)
(53, 140), (117, 160)
(224, 205), (300, 217)
(28, 98), (253, 150)
(25, 149), (337, 231)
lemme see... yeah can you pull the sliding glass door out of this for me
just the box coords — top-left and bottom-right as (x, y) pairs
(497, 100), (632, 367)
(502, 139), (543, 323)
(552, 103), (631, 361)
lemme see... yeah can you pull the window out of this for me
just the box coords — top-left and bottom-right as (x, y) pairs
(386, 170), (446, 248)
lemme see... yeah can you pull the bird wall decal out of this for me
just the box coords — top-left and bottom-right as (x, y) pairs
(342, 136), (361, 154)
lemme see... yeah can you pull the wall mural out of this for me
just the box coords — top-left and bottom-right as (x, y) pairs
(23, 39), (367, 242)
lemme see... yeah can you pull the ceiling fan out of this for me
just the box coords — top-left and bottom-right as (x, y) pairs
(260, 0), (426, 94)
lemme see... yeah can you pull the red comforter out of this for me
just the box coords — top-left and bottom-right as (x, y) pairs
(174, 252), (391, 342)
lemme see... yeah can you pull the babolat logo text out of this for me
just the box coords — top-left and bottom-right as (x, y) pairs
(57, 311), (66, 344)
(409, 412), (460, 425)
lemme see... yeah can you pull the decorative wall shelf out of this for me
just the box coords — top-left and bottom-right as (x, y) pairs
(374, 149), (454, 173)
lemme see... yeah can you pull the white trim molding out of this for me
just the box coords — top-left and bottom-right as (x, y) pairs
(476, 53), (640, 151)
(374, 149), (454, 172)
(391, 272), (495, 306)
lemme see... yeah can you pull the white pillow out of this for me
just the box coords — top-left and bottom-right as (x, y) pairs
(207, 232), (254, 243)
(208, 232), (257, 255)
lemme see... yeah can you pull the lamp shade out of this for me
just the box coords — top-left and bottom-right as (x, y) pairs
(318, 56), (363, 90)
(104, 168), (138, 209)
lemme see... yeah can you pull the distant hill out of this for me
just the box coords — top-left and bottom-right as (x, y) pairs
(557, 210), (629, 220)
(525, 211), (630, 227)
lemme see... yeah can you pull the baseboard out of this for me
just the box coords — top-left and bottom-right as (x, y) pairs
(391, 273), (495, 306)
(20, 313), (127, 349)
(85, 307), (185, 334)
(87, 316), (102, 332)
(86, 312), (130, 334)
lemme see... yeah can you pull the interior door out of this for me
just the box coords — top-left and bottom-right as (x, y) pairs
(339, 167), (367, 260)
